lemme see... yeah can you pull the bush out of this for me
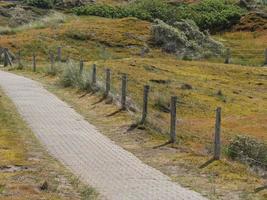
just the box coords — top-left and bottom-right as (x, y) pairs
(228, 135), (267, 169)
(60, 61), (92, 91)
(74, 0), (177, 22)
(186, 0), (245, 31)
(23, 0), (56, 9)
(128, 0), (177, 23)
(73, 3), (153, 20)
(73, 0), (244, 31)
(152, 19), (224, 59)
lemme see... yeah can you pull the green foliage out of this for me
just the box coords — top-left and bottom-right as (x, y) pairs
(127, 0), (177, 23)
(227, 135), (267, 169)
(74, 0), (244, 31)
(177, 0), (245, 31)
(73, 3), (153, 20)
(23, 0), (56, 9)
(73, 0), (176, 22)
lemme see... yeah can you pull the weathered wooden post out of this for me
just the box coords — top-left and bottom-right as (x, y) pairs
(92, 64), (97, 87)
(57, 47), (62, 62)
(105, 68), (111, 97)
(3, 48), (8, 67)
(17, 51), (22, 69)
(224, 48), (231, 64)
(49, 51), (55, 71)
(140, 85), (150, 124)
(170, 96), (177, 143)
(121, 74), (127, 110)
(214, 107), (222, 160)
(264, 48), (267, 66)
(79, 60), (84, 75)
(32, 53), (36, 72)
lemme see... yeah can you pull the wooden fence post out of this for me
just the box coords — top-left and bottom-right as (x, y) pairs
(17, 51), (22, 69)
(92, 64), (97, 87)
(3, 48), (8, 67)
(264, 48), (267, 66)
(121, 74), (127, 110)
(79, 60), (84, 75)
(170, 96), (177, 143)
(57, 47), (62, 62)
(224, 48), (231, 64)
(214, 107), (222, 160)
(33, 53), (36, 72)
(49, 51), (55, 71)
(105, 68), (111, 97)
(140, 85), (150, 124)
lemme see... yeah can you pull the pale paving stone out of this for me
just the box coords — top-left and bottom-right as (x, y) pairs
(0, 71), (208, 200)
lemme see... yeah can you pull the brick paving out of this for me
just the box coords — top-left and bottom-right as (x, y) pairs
(0, 71), (207, 200)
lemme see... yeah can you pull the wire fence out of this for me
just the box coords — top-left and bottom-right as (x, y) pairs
(1, 47), (267, 181)
(222, 48), (267, 66)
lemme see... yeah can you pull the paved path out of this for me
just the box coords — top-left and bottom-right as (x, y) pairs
(0, 71), (207, 200)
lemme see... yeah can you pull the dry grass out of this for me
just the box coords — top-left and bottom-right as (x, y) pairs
(0, 16), (151, 62)
(215, 31), (267, 66)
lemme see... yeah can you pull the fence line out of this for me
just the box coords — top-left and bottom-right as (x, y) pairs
(223, 47), (267, 65)
(3, 47), (267, 175)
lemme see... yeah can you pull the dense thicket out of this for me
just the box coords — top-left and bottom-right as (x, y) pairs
(74, 0), (245, 31)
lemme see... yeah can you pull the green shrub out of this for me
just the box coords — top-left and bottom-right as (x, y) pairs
(73, 0), (175, 22)
(185, 0), (245, 31)
(74, 3), (153, 20)
(152, 19), (224, 59)
(127, 0), (177, 23)
(227, 135), (267, 169)
(74, 0), (244, 31)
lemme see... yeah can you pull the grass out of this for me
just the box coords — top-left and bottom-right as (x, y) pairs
(0, 88), (98, 199)
(215, 31), (267, 66)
